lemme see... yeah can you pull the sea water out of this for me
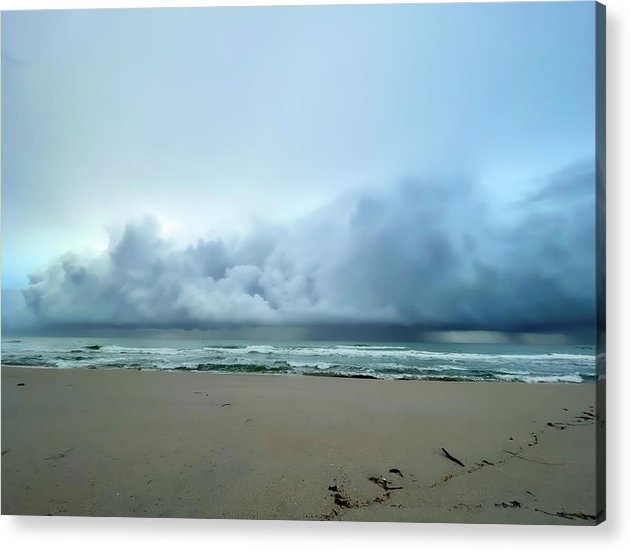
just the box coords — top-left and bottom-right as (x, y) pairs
(1, 336), (597, 383)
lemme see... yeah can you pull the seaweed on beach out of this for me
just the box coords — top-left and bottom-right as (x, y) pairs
(441, 448), (465, 467)
(535, 509), (596, 521)
(495, 501), (521, 509)
(369, 476), (403, 491)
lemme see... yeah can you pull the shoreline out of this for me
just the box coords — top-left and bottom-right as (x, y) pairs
(0, 364), (595, 383)
(2, 367), (601, 523)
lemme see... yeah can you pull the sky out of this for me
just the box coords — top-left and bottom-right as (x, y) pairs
(1, 2), (599, 339)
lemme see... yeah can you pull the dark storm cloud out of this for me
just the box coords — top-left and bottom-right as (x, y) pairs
(9, 162), (596, 334)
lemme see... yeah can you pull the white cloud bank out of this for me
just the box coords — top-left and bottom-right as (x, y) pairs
(7, 164), (596, 334)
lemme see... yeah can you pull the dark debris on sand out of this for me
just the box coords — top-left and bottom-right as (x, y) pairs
(369, 476), (403, 491)
(45, 447), (75, 461)
(495, 501), (521, 509)
(535, 508), (597, 521)
(441, 447), (465, 467)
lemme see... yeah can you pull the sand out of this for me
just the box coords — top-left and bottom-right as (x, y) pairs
(1, 367), (603, 524)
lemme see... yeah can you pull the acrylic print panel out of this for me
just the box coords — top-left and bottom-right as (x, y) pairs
(0, 1), (605, 524)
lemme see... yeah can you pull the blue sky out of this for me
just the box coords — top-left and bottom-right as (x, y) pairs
(1, 3), (598, 334)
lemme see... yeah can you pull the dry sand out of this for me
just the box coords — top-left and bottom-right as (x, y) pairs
(1, 367), (603, 524)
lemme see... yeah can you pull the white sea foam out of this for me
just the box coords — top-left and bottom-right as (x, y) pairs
(495, 373), (584, 384)
(200, 344), (594, 365)
(2, 338), (596, 383)
(335, 345), (409, 350)
(288, 361), (333, 370)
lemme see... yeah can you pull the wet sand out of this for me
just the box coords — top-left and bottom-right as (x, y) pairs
(1, 367), (602, 524)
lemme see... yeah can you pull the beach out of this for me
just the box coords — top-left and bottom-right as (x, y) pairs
(1, 367), (601, 524)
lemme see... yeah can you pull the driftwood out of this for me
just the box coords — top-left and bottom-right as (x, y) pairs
(45, 447), (75, 461)
(441, 448), (465, 467)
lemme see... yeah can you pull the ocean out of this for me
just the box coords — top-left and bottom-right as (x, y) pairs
(0, 336), (597, 383)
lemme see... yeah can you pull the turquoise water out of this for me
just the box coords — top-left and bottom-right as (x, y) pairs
(1, 336), (597, 383)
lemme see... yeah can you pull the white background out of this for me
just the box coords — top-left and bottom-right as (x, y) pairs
(0, 0), (628, 549)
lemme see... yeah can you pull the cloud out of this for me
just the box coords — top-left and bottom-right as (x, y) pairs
(7, 162), (596, 334)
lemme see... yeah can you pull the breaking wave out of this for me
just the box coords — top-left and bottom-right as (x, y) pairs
(1, 339), (597, 383)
